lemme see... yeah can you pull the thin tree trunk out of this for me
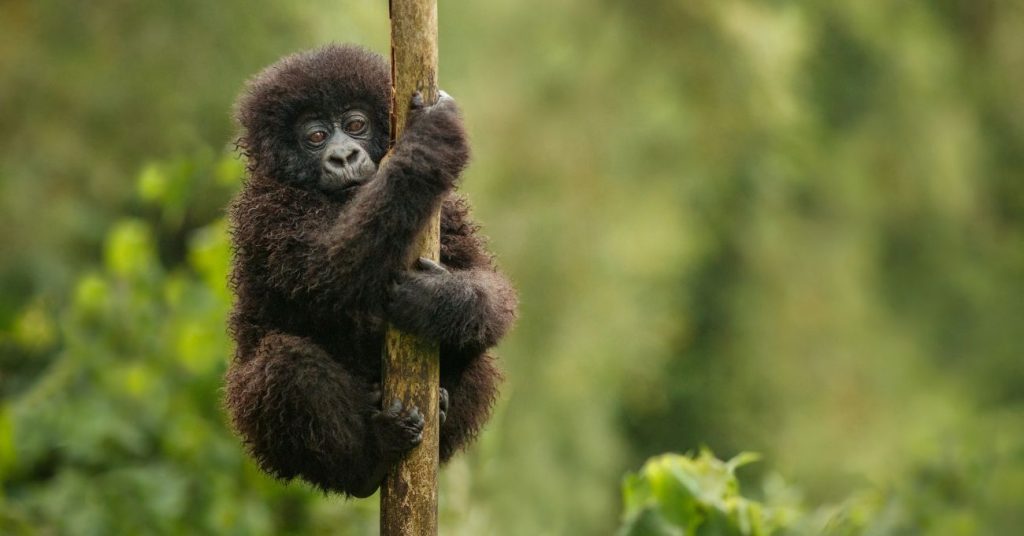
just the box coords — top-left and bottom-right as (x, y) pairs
(381, 1), (440, 535)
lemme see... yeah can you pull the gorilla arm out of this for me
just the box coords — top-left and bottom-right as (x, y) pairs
(323, 94), (469, 313)
(386, 195), (518, 355)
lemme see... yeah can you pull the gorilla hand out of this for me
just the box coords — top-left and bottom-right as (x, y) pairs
(401, 90), (470, 183)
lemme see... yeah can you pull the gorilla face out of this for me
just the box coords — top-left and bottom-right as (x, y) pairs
(297, 110), (379, 192)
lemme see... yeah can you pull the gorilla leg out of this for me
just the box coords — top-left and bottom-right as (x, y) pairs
(439, 353), (503, 462)
(224, 332), (423, 497)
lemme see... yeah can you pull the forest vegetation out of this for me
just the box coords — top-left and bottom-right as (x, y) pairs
(1, 1), (1022, 534)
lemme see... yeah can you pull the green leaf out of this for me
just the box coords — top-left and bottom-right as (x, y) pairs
(0, 405), (16, 479)
(104, 220), (158, 279)
(136, 163), (168, 203)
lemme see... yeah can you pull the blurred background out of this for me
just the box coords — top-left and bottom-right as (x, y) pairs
(1, 1), (1022, 534)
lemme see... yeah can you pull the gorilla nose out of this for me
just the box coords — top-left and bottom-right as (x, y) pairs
(326, 147), (361, 170)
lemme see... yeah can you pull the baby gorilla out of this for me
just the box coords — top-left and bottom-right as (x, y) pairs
(224, 45), (517, 497)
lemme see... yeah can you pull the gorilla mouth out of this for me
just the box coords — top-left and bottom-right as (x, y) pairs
(321, 163), (376, 192)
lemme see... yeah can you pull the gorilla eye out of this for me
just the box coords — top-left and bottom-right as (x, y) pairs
(307, 130), (329, 144)
(343, 118), (367, 135)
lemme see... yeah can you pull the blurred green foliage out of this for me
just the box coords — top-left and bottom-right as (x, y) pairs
(2, 0), (1023, 534)
(621, 433), (1024, 536)
(619, 451), (796, 536)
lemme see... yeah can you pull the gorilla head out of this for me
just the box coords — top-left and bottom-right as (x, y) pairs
(235, 44), (391, 193)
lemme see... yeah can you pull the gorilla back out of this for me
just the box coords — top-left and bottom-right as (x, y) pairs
(224, 45), (517, 497)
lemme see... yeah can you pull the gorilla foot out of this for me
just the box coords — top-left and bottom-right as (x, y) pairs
(372, 399), (425, 455)
(370, 382), (448, 428)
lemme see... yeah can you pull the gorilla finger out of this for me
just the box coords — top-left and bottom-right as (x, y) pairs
(410, 91), (425, 110)
(433, 90), (459, 113)
(439, 387), (449, 413)
(415, 257), (449, 274)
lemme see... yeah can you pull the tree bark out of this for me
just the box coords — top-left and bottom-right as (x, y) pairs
(381, 1), (440, 535)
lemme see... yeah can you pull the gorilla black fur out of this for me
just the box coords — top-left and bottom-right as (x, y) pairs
(224, 44), (517, 497)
